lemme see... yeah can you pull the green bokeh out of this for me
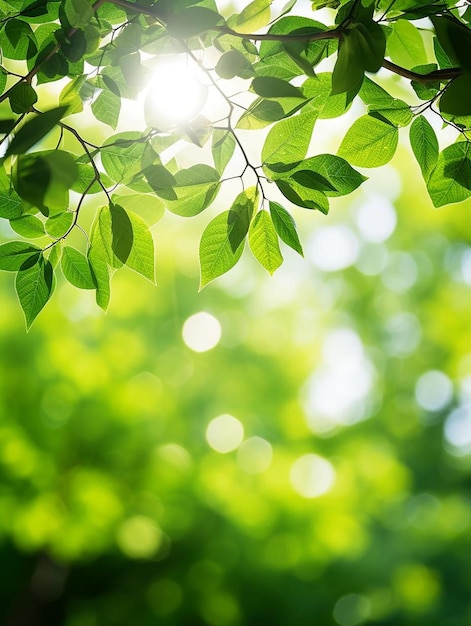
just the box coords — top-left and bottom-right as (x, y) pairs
(1, 146), (471, 626)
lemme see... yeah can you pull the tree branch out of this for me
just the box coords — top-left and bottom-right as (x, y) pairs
(382, 59), (461, 83)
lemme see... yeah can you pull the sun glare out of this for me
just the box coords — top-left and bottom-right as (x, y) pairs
(145, 57), (207, 129)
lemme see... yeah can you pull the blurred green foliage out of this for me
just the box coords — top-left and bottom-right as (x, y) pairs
(1, 145), (471, 626)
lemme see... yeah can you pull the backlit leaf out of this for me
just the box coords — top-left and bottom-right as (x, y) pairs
(0, 241), (41, 271)
(233, 0), (271, 33)
(62, 245), (95, 289)
(6, 106), (68, 156)
(338, 115), (398, 167)
(199, 211), (245, 289)
(15, 255), (54, 330)
(409, 115), (438, 181)
(249, 210), (283, 274)
(269, 201), (303, 256)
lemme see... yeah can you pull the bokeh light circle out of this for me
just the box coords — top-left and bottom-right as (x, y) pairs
(206, 414), (244, 454)
(182, 312), (221, 352)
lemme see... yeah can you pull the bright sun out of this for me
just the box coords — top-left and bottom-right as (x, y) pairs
(144, 56), (207, 130)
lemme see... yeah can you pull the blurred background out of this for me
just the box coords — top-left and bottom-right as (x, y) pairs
(1, 58), (471, 626)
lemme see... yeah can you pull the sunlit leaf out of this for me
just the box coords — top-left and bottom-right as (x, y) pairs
(199, 211), (245, 289)
(233, 0), (271, 33)
(409, 115), (438, 181)
(15, 255), (54, 330)
(0, 241), (41, 271)
(249, 210), (283, 274)
(212, 129), (236, 174)
(269, 201), (303, 256)
(338, 115), (398, 167)
(6, 106), (68, 156)
(61, 245), (95, 289)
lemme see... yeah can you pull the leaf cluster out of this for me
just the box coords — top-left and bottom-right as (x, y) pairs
(0, 0), (469, 326)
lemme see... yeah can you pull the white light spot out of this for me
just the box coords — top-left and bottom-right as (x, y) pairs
(290, 454), (335, 498)
(383, 312), (421, 357)
(303, 329), (374, 432)
(368, 166), (402, 200)
(460, 248), (471, 286)
(206, 414), (244, 454)
(355, 244), (388, 276)
(237, 437), (273, 474)
(415, 370), (453, 412)
(182, 312), (221, 353)
(381, 251), (418, 292)
(306, 226), (359, 272)
(444, 405), (471, 455)
(356, 196), (397, 243)
(145, 56), (207, 129)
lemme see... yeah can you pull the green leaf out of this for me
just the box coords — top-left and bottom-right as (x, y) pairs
(251, 77), (305, 99)
(63, 0), (94, 28)
(6, 106), (68, 156)
(427, 141), (471, 208)
(338, 115), (398, 167)
(262, 111), (317, 174)
(440, 73), (471, 117)
(15, 255), (54, 330)
(110, 203), (133, 264)
(61, 245), (95, 289)
(2, 19), (37, 60)
(199, 210), (245, 289)
(431, 15), (471, 74)
(291, 170), (337, 193)
(166, 7), (222, 38)
(71, 163), (113, 195)
(249, 210), (283, 274)
(302, 73), (354, 120)
(88, 206), (112, 310)
(59, 75), (86, 115)
(91, 88), (121, 130)
(144, 164), (177, 201)
(275, 178), (330, 213)
(212, 129), (236, 174)
(8, 83), (37, 114)
(269, 201), (303, 256)
(257, 17), (332, 81)
(387, 19), (427, 69)
(359, 77), (412, 126)
(332, 20), (385, 95)
(409, 115), (438, 181)
(120, 207), (156, 282)
(39, 151), (79, 212)
(111, 194), (165, 226)
(0, 241), (41, 271)
(164, 165), (220, 217)
(233, 0), (271, 33)
(0, 167), (23, 219)
(46, 244), (61, 270)
(215, 50), (253, 79)
(101, 132), (146, 185)
(227, 187), (257, 252)
(10, 214), (45, 238)
(45, 211), (74, 238)
(269, 153), (366, 196)
(236, 97), (304, 130)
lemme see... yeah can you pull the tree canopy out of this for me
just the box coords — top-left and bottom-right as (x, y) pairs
(0, 0), (470, 327)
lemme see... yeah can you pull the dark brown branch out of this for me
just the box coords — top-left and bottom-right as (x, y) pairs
(382, 59), (461, 83)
